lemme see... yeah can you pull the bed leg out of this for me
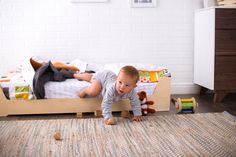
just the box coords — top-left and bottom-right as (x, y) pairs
(121, 110), (130, 118)
(76, 112), (83, 118)
(94, 110), (102, 117)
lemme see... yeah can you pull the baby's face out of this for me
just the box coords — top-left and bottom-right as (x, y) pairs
(115, 71), (137, 95)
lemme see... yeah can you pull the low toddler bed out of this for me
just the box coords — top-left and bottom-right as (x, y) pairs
(0, 59), (171, 117)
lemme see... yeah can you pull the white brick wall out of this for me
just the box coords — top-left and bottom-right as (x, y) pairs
(0, 0), (203, 94)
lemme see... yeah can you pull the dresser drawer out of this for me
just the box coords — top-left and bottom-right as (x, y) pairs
(216, 8), (236, 29)
(215, 56), (236, 90)
(215, 29), (236, 55)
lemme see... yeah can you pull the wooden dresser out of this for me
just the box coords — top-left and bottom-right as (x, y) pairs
(194, 7), (236, 103)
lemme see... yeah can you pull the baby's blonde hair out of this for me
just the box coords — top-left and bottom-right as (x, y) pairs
(120, 66), (139, 83)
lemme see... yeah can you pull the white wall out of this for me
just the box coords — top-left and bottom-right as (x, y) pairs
(0, 0), (203, 94)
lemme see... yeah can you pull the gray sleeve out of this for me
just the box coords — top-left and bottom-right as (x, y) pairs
(92, 70), (116, 87)
(129, 90), (142, 116)
(101, 85), (115, 119)
(91, 70), (106, 83)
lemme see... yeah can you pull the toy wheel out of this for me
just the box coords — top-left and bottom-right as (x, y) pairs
(177, 98), (182, 113)
(175, 99), (179, 109)
(192, 97), (196, 112)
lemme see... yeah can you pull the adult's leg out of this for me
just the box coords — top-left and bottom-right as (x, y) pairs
(79, 80), (102, 98)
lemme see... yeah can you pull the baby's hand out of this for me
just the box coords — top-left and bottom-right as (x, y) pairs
(104, 117), (117, 125)
(78, 90), (86, 98)
(132, 115), (143, 122)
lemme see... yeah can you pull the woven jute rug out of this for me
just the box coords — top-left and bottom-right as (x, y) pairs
(0, 112), (235, 157)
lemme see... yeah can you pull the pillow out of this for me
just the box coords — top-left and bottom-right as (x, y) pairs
(69, 59), (87, 72)
(104, 63), (127, 75)
(86, 62), (104, 72)
(104, 63), (167, 74)
(18, 58), (35, 92)
(104, 63), (169, 82)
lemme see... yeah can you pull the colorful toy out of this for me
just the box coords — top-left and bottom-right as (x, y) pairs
(174, 97), (198, 113)
(137, 91), (155, 116)
(138, 69), (170, 83)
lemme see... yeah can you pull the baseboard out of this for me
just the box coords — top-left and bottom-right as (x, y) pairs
(171, 83), (200, 94)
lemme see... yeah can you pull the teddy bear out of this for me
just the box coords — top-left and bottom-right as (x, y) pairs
(137, 91), (155, 116)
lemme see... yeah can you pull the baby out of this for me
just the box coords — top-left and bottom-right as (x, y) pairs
(74, 66), (143, 125)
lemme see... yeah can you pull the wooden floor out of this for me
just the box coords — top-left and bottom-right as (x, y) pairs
(0, 93), (236, 121)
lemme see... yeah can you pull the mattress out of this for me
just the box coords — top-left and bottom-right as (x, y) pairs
(44, 79), (90, 98)
(44, 79), (157, 99)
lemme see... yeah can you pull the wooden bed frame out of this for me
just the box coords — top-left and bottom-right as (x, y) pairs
(0, 77), (171, 117)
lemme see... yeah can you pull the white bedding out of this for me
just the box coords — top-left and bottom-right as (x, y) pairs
(13, 58), (168, 99)
(44, 79), (157, 99)
(44, 79), (90, 98)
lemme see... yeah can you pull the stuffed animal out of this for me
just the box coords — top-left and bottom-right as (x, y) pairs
(137, 91), (155, 116)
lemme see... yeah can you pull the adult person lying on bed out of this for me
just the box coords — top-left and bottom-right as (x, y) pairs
(30, 58), (80, 72)
(30, 58), (82, 99)
(30, 58), (97, 99)
(74, 66), (143, 125)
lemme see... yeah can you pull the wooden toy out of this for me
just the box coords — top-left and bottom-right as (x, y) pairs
(53, 132), (62, 141)
(175, 97), (198, 113)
